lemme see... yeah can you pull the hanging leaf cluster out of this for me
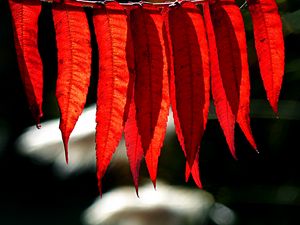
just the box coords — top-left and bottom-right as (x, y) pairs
(8, 0), (285, 193)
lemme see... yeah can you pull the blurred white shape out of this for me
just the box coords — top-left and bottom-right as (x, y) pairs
(209, 203), (236, 225)
(16, 105), (237, 225)
(16, 105), (97, 177)
(16, 105), (175, 177)
(83, 182), (215, 225)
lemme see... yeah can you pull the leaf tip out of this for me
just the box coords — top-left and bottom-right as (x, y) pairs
(228, 143), (237, 160)
(152, 179), (157, 190)
(255, 148), (260, 154)
(270, 100), (279, 117)
(232, 152), (238, 161)
(191, 162), (203, 189)
(61, 132), (70, 164)
(133, 176), (140, 197)
(274, 109), (280, 119)
(64, 146), (69, 165)
(36, 123), (42, 129)
(185, 162), (191, 182)
(98, 181), (103, 198)
(135, 186), (140, 198)
(194, 179), (203, 189)
(31, 104), (43, 128)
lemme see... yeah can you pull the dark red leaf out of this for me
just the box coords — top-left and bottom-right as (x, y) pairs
(202, 1), (236, 157)
(122, 18), (135, 127)
(124, 93), (144, 194)
(248, 0), (285, 114)
(129, 6), (170, 187)
(211, 0), (257, 150)
(163, 19), (201, 186)
(9, 0), (43, 125)
(123, 14), (142, 193)
(52, 4), (92, 163)
(165, 2), (210, 186)
(185, 152), (202, 188)
(93, 2), (131, 194)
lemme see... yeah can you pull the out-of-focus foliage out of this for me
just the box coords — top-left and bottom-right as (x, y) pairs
(282, 9), (300, 35)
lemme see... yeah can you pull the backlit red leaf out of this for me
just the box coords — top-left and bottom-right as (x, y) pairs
(124, 92), (144, 194)
(93, 2), (131, 194)
(211, 0), (257, 150)
(52, 3), (92, 163)
(9, 0), (43, 125)
(9, 0), (285, 192)
(123, 16), (142, 193)
(248, 0), (285, 114)
(165, 2), (210, 186)
(185, 152), (202, 188)
(122, 21), (135, 127)
(129, 6), (170, 187)
(202, 1), (236, 157)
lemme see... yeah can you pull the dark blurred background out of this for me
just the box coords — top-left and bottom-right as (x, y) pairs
(0, 0), (300, 225)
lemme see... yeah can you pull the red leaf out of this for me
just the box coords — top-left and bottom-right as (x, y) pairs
(202, 1), (236, 158)
(122, 20), (135, 127)
(163, 14), (201, 185)
(129, 6), (170, 187)
(9, 0), (43, 125)
(185, 152), (202, 188)
(165, 2), (210, 186)
(163, 19), (201, 186)
(52, 3), (92, 163)
(123, 16), (142, 193)
(211, 0), (257, 150)
(248, 0), (285, 114)
(93, 2), (131, 194)
(124, 93), (143, 195)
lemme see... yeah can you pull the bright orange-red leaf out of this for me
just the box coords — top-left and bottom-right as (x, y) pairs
(248, 0), (285, 114)
(211, 0), (257, 150)
(52, 3), (92, 163)
(129, 6), (170, 187)
(9, 0), (43, 125)
(202, 1), (236, 158)
(93, 2), (131, 194)
(165, 2), (210, 187)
